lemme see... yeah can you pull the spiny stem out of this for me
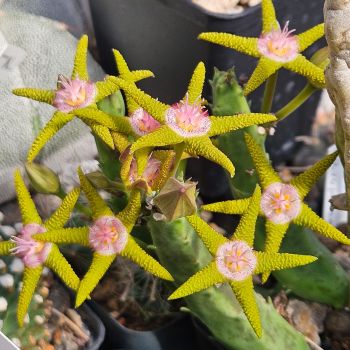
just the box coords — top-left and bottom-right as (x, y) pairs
(261, 72), (278, 113)
(275, 83), (317, 122)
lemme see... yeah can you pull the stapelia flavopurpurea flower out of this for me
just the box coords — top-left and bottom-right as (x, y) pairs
(0, 170), (81, 326)
(202, 133), (350, 283)
(112, 62), (277, 177)
(198, 0), (325, 95)
(34, 168), (173, 307)
(169, 186), (317, 337)
(12, 37), (154, 161)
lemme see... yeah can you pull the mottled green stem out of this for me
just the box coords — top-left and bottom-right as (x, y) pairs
(261, 72), (278, 113)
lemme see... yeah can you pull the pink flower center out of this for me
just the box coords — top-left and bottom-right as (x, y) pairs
(260, 182), (301, 224)
(216, 240), (257, 281)
(53, 75), (96, 113)
(10, 223), (52, 268)
(257, 22), (299, 62)
(130, 108), (161, 136)
(129, 156), (161, 190)
(165, 95), (211, 137)
(89, 216), (128, 255)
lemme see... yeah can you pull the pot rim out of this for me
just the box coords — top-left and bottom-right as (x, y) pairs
(183, 0), (261, 20)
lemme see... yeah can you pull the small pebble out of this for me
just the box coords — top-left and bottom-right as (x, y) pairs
(0, 212), (4, 224)
(10, 258), (24, 274)
(14, 222), (23, 233)
(34, 294), (44, 304)
(24, 314), (30, 324)
(0, 259), (6, 271)
(34, 315), (45, 325)
(11, 338), (21, 347)
(18, 281), (23, 291)
(0, 297), (8, 312)
(0, 225), (16, 238)
(0, 274), (14, 289)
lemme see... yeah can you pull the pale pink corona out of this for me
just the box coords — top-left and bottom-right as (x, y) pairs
(130, 108), (161, 136)
(128, 156), (161, 188)
(165, 94), (211, 137)
(261, 182), (301, 224)
(258, 22), (299, 62)
(89, 216), (128, 255)
(53, 75), (96, 113)
(216, 240), (257, 281)
(10, 223), (52, 268)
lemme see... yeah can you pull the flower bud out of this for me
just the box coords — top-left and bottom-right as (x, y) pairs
(153, 177), (197, 221)
(25, 162), (61, 195)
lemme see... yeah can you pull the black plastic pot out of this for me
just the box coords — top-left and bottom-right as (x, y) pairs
(88, 301), (222, 350)
(77, 302), (106, 350)
(89, 0), (325, 164)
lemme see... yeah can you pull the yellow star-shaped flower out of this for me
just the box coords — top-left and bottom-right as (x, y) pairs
(113, 62), (276, 177)
(34, 168), (173, 307)
(169, 186), (316, 337)
(120, 148), (176, 193)
(199, 0), (325, 95)
(13, 36), (153, 161)
(0, 170), (81, 326)
(203, 133), (350, 282)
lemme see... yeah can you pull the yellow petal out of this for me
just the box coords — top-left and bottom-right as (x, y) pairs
(255, 251), (317, 275)
(121, 236), (173, 281)
(17, 266), (42, 327)
(130, 126), (183, 153)
(78, 168), (114, 219)
(117, 190), (141, 232)
(114, 78), (168, 123)
(27, 111), (74, 162)
(186, 137), (235, 177)
(229, 278), (262, 337)
(293, 203), (350, 245)
(297, 23), (324, 52)
(168, 261), (225, 299)
(45, 244), (80, 290)
(284, 54), (325, 87)
(291, 151), (338, 199)
(89, 123), (115, 149)
(202, 199), (250, 215)
(208, 113), (276, 137)
(198, 33), (259, 57)
(261, 220), (289, 283)
(33, 227), (90, 246)
(44, 188), (80, 230)
(111, 131), (130, 153)
(76, 252), (116, 307)
(244, 133), (281, 188)
(244, 57), (282, 95)
(186, 62), (205, 103)
(233, 186), (261, 246)
(151, 150), (176, 191)
(14, 170), (42, 225)
(95, 77), (120, 102)
(261, 0), (278, 33)
(186, 215), (228, 256)
(72, 35), (89, 80)
(0, 241), (15, 255)
(12, 88), (55, 105)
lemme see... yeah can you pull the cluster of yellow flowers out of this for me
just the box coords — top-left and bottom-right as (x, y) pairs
(3, 0), (347, 337)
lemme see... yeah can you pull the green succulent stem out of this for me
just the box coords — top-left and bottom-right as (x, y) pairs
(275, 83), (317, 122)
(261, 72), (278, 113)
(171, 142), (186, 177)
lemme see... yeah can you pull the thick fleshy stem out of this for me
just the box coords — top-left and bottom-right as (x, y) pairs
(170, 142), (186, 177)
(261, 72), (278, 113)
(56, 188), (91, 217)
(275, 83), (317, 122)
